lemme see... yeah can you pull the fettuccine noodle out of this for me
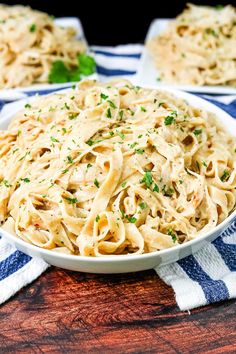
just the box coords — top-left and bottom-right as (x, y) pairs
(148, 4), (236, 86)
(0, 80), (236, 256)
(0, 4), (85, 88)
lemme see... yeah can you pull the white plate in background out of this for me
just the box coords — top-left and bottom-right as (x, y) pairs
(137, 19), (236, 95)
(0, 17), (98, 102)
(0, 86), (236, 273)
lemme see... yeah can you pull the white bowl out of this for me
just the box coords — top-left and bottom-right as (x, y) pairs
(1, 87), (236, 273)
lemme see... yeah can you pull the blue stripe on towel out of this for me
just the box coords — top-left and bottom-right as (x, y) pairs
(178, 255), (229, 304)
(213, 237), (236, 272)
(94, 50), (141, 59)
(0, 251), (31, 281)
(96, 65), (136, 76)
(198, 95), (236, 118)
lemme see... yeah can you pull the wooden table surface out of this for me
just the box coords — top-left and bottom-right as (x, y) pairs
(0, 267), (235, 353)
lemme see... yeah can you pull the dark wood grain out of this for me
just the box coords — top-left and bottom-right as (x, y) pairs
(0, 267), (235, 353)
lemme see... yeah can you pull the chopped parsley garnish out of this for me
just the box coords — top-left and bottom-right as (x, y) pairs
(20, 178), (30, 183)
(220, 170), (230, 182)
(179, 179), (183, 184)
(106, 108), (112, 118)
(139, 202), (147, 210)
(101, 93), (108, 100)
(153, 184), (159, 192)
(66, 155), (73, 164)
(63, 196), (78, 204)
(202, 161), (207, 167)
(119, 110), (124, 119)
(87, 163), (92, 169)
(140, 106), (147, 112)
(94, 178), (100, 188)
(86, 139), (94, 146)
(29, 23), (36, 32)
(24, 103), (31, 108)
(141, 171), (153, 188)
(19, 151), (30, 161)
(50, 136), (59, 143)
(193, 128), (202, 136)
(48, 54), (96, 84)
(126, 215), (137, 223)
(17, 130), (21, 137)
(135, 149), (145, 155)
(62, 127), (67, 134)
(2, 180), (11, 187)
(129, 142), (138, 149)
(62, 168), (69, 174)
(64, 102), (70, 110)
(95, 215), (100, 222)
(205, 28), (218, 37)
(121, 181), (127, 188)
(138, 134), (143, 138)
(168, 229), (177, 243)
(164, 115), (174, 125)
(117, 131), (125, 140)
(158, 102), (165, 107)
(107, 100), (117, 109)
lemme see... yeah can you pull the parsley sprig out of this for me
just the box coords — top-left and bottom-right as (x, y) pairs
(49, 54), (96, 84)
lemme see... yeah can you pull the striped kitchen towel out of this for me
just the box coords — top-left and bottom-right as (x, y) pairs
(0, 44), (236, 310)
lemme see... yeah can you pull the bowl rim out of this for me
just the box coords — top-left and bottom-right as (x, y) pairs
(1, 84), (236, 264)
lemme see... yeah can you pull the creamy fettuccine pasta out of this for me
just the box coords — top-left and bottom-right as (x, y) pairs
(148, 4), (236, 86)
(0, 4), (85, 88)
(0, 80), (236, 256)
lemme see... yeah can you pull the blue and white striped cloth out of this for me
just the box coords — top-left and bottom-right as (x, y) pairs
(0, 44), (236, 310)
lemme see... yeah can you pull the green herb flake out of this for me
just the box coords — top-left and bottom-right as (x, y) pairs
(126, 215), (137, 223)
(141, 171), (153, 188)
(139, 202), (147, 210)
(121, 181), (127, 188)
(135, 148), (145, 155)
(20, 177), (30, 183)
(107, 100), (117, 109)
(220, 170), (230, 182)
(2, 180), (11, 188)
(86, 139), (94, 146)
(24, 103), (31, 109)
(29, 23), (36, 32)
(164, 115), (174, 125)
(63, 196), (78, 204)
(167, 228), (177, 243)
(140, 106), (147, 112)
(193, 128), (202, 136)
(66, 155), (73, 164)
(106, 108), (112, 118)
(119, 110), (124, 119)
(101, 93), (108, 100)
(153, 184), (159, 192)
(117, 131), (125, 140)
(50, 136), (59, 143)
(94, 178), (100, 188)
(95, 215), (100, 222)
